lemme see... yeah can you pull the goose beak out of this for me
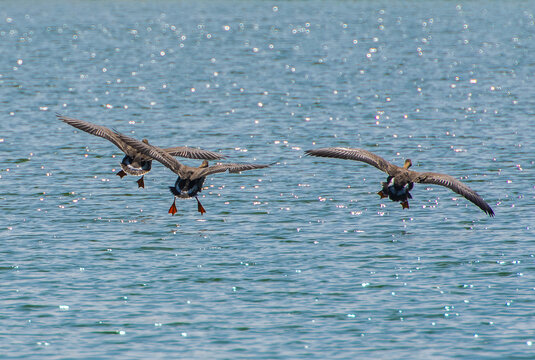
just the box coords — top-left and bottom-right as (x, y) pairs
(168, 199), (178, 215)
(116, 170), (127, 178)
(137, 176), (145, 188)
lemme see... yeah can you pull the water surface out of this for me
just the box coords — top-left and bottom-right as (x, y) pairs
(1, 1), (534, 359)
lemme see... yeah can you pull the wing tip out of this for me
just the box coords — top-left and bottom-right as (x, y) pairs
(56, 113), (69, 122)
(304, 148), (326, 157)
(211, 152), (227, 160)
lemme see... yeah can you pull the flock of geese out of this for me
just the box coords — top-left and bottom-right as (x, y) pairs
(57, 114), (495, 217)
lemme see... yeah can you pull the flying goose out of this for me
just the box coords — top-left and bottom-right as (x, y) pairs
(57, 114), (225, 188)
(305, 147), (494, 216)
(114, 131), (271, 215)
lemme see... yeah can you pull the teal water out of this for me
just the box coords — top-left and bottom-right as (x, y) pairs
(1, 1), (534, 358)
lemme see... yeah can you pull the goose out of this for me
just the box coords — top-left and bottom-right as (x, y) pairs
(305, 147), (494, 216)
(114, 131), (271, 215)
(57, 114), (225, 188)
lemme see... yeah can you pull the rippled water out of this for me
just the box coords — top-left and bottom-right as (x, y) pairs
(2, 1), (534, 358)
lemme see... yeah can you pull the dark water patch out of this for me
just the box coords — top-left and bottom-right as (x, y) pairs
(256, 278), (293, 283)
(92, 330), (127, 335)
(165, 322), (191, 327)
(194, 277), (225, 283)
(434, 260), (464, 268)
(0, 266), (19, 271)
(235, 326), (250, 331)
(279, 239), (301, 243)
(2, 0), (534, 358)
(18, 304), (52, 311)
(36, 313), (55, 318)
(137, 246), (175, 251)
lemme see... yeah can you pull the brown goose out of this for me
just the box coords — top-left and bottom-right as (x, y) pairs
(305, 147), (494, 216)
(114, 131), (271, 215)
(57, 114), (225, 188)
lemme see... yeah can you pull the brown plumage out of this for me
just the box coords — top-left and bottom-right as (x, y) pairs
(305, 147), (494, 216)
(57, 114), (225, 188)
(114, 131), (271, 215)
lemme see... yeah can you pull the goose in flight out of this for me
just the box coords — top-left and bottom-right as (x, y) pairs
(305, 147), (494, 216)
(57, 114), (225, 188)
(114, 132), (271, 215)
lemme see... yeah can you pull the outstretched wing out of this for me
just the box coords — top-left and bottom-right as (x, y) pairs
(114, 131), (187, 176)
(57, 114), (127, 153)
(305, 147), (397, 175)
(412, 171), (494, 216)
(193, 163), (270, 179)
(163, 146), (225, 160)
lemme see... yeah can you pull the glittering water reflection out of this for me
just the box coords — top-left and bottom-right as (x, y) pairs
(1, 0), (535, 359)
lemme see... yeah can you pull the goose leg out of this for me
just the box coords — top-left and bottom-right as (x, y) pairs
(196, 196), (206, 215)
(116, 170), (127, 178)
(168, 199), (178, 215)
(377, 190), (388, 199)
(401, 201), (410, 209)
(137, 175), (145, 188)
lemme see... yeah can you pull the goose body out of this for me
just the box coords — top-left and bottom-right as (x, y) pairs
(57, 114), (225, 188)
(305, 147), (494, 216)
(381, 175), (413, 205)
(114, 132), (271, 215)
(170, 175), (206, 199)
(120, 153), (152, 177)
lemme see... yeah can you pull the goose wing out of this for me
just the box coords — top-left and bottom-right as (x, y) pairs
(193, 163), (270, 179)
(412, 171), (494, 216)
(162, 146), (225, 160)
(305, 147), (397, 175)
(57, 114), (128, 153)
(114, 132), (187, 176)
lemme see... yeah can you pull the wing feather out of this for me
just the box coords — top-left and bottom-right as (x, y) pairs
(193, 163), (270, 179)
(305, 147), (396, 174)
(162, 146), (225, 160)
(57, 114), (127, 152)
(413, 171), (494, 216)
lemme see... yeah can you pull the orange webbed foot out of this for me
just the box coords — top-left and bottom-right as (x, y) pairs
(196, 197), (206, 215)
(401, 201), (410, 209)
(116, 170), (127, 179)
(377, 190), (388, 199)
(168, 199), (178, 215)
(137, 176), (145, 188)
